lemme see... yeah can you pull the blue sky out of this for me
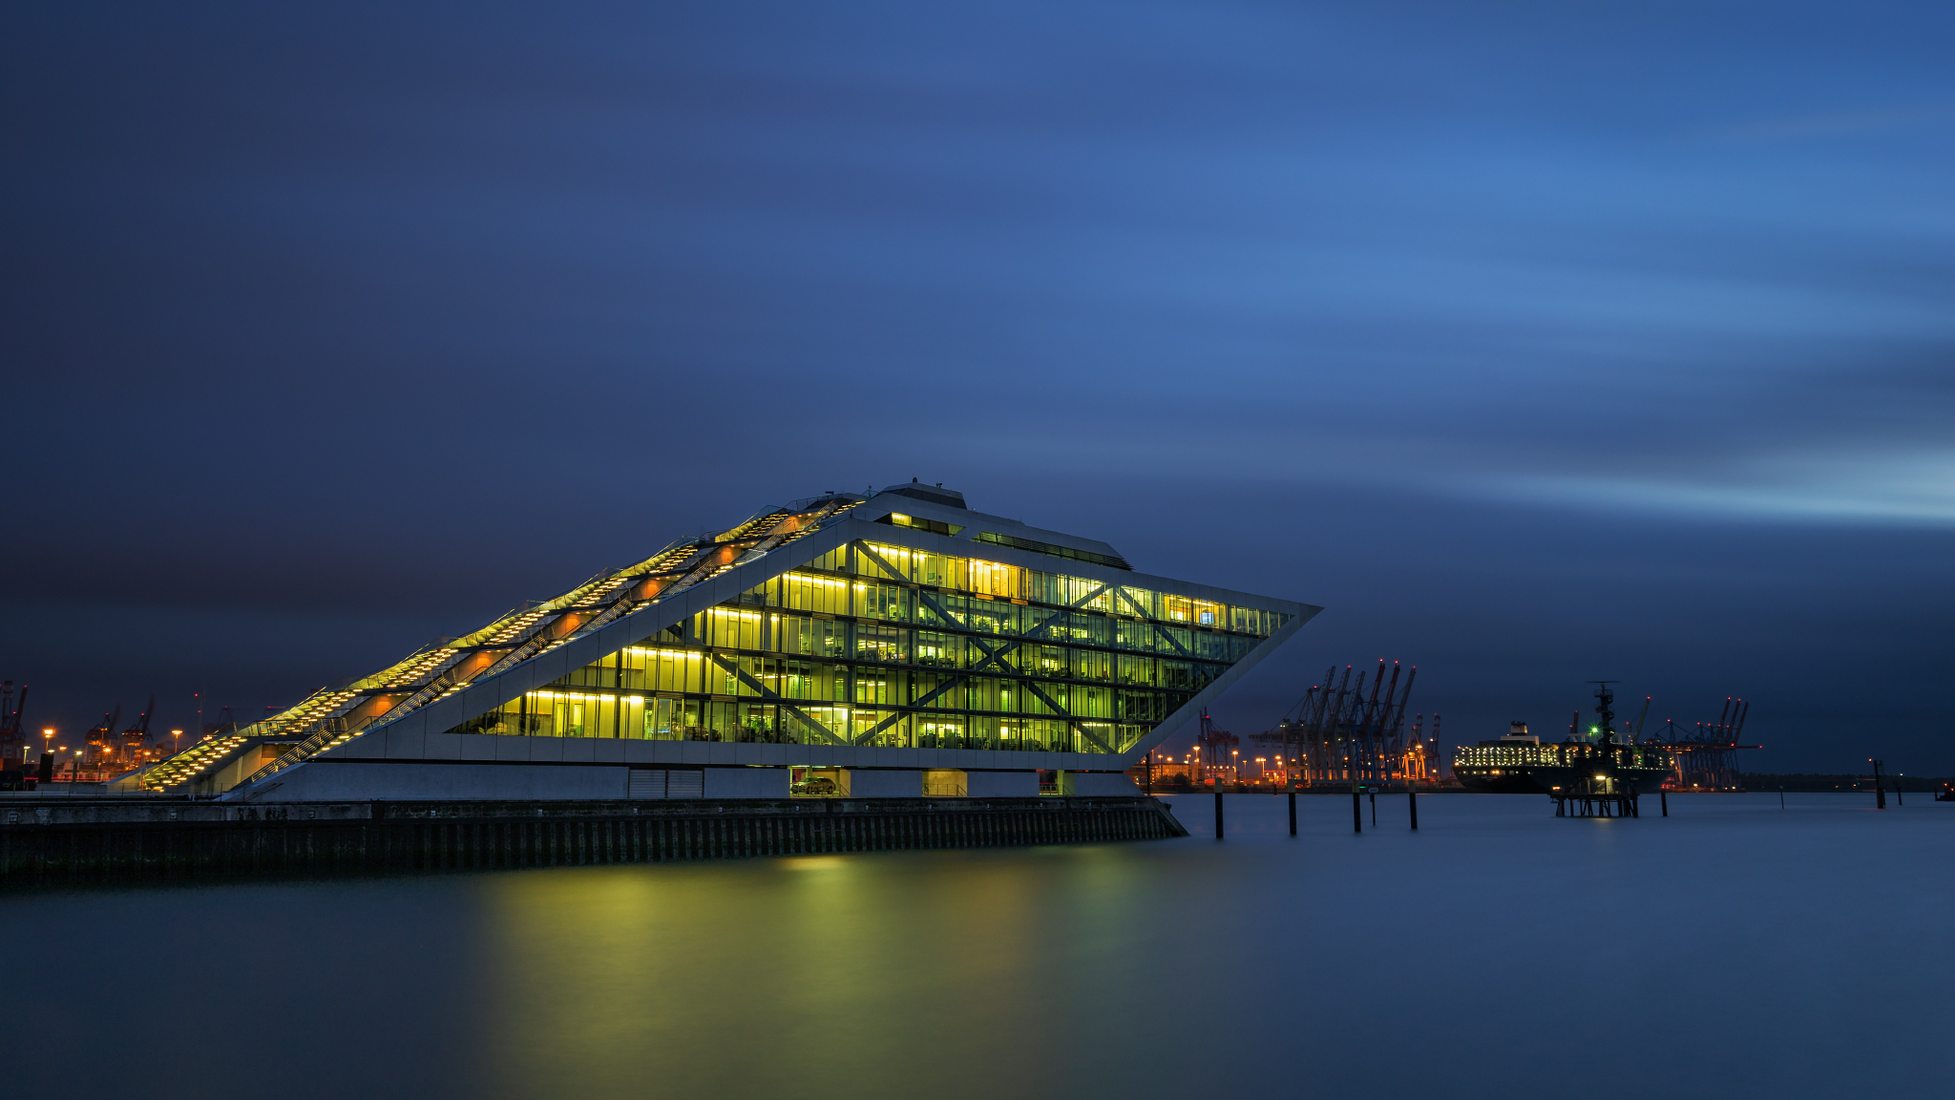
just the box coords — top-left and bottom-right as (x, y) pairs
(5, 2), (1952, 770)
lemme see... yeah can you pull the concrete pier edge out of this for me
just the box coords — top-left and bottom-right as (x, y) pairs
(0, 795), (1187, 887)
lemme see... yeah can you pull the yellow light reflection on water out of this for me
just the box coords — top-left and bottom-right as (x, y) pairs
(476, 854), (1057, 1096)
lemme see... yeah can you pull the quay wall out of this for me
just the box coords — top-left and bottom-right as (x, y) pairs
(0, 796), (1186, 887)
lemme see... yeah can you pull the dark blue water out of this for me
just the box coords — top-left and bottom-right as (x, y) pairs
(2, 794), (1948, 1099)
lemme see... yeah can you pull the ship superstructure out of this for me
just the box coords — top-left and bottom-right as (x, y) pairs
(1452, 684), (1674, 812)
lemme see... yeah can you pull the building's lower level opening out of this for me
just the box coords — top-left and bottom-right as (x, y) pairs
(922, 769), (967, 797)
(790, 766), (849, 797)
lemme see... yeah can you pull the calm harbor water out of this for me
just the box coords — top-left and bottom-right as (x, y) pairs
(3, 793), (1949, 1099)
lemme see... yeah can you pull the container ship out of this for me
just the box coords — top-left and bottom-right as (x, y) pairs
(1451, 722), (1551, 792)
(1453, 684), (1673, 797)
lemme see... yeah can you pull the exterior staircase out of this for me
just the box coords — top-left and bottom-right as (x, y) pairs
(181, 496), (864, 797)
(138, 732), (254, 791)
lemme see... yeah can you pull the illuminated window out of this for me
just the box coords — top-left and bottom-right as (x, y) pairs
(449, 539), (1290, 755)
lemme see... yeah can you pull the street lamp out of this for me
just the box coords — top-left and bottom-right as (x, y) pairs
(170, 728), (183, 756)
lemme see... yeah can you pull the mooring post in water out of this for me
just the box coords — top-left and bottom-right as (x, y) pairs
(1288, 787), (1297, 837)
(1351, 783), (1362, 834)
(1214, 787), (1224, 840)
(1895, 774), (1904, 806)
(1779, 786), (1785, 810)
(1660, 789), (1668, 817)
(1408, 784), (1419, 831)
(1369, 788), (1377, 828)
(1870, 758), (1886, 810)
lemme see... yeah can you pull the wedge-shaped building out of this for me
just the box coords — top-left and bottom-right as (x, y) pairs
(142, 484), (1316, 801)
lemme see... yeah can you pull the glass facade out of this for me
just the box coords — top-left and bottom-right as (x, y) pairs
(448, 540), (1289, 755)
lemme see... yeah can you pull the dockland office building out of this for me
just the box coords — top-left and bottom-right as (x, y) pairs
(142, 483), (1315, 801)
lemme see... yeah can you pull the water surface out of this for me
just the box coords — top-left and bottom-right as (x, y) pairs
(3, 793), (1948, 1099)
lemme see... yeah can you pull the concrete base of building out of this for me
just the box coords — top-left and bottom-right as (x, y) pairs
(232, 758), (1143, 803)
(0, 795), (1187, 887)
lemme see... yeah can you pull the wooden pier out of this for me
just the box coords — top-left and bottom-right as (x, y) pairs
(1551, 790), (1642, 818)
(0, 795), (1186, 887)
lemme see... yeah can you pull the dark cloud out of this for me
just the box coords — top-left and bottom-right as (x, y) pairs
(4, 1), (1952, 770)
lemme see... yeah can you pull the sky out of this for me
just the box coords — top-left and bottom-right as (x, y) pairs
(4, 1), (1952, 773)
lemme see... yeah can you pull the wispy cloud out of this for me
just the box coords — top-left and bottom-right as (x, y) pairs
(1701, 104), (1955, 143)
(1487, 447), (1955, 527)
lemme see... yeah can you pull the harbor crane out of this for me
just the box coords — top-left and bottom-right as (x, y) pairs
(1252, 658), (1426, 785)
